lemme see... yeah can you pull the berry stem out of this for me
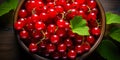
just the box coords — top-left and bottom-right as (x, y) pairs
(72, 0), (75, 3)
(96, 19), (101, 27)
(32, 8), (36, 15)
(36, 30), (46, 45)
(61, 13), (65, 19)
(87, 6), (91, 13)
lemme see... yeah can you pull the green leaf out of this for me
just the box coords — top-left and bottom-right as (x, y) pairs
(97, 40), (120, 60)
(0, 0), (18, 16)
(106, 12), (120, 24)
(109, 28), (120, 43)
(70, 16), (90, 36)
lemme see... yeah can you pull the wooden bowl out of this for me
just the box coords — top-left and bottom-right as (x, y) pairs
(14, 0), (106, 60)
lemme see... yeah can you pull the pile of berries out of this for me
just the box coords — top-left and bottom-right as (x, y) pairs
(14, 0), (101, 60)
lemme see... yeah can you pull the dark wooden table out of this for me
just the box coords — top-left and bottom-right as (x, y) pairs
(0, 0), (120, 60)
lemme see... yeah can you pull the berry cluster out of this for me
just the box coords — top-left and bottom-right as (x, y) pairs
(14, 0), (101, 60)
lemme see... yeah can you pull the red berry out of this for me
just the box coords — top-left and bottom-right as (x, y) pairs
(47, 2), (55, 8)
(39, 12), (48, 22)
(55, 5), (64, 13)
(56, 28), (66, 37)
(57, 19), (65, 28)
(25, 0), (36, 12)
(75, 36), (83, 44)
(87, 12), (96, 21)
(61, 52), (68, 59)
(20, 30), (29, 39)
(64, 3), (71, 11)
(67, 9), (77, 20)
(47, 8), (57, 18)
(31, 14), (39, 23)
(64, 38), (73, 47)
(26, 23), (34, 31)
(32, 30), (42, 39)
(67, 50), (77, 59)
(52, 52), (60, 59)
(78, 10), (86, 18)
(88, 0), (97, 8)
(47, 43), (55, 53)
(86, 35), (95, 45)
(91, 27), (101, 36)
(71, 2), (79, 9)
(91, 8), (98, 14)
(50, 35), (60, 44)
(35, 21), (45, 30)
(29, 43), (38, 52)
(83, 43), (91, 51)
(75, 45), (84, 54)
(75, 0), (85, 4)
(18, 9), (27, 18)
(68, 30), (76, 37)
(14, 21), (24, 30)
(81, 4), (88, 12)
(39, 42), (46, 49)
(58, 43), (66, 52)
(47, 24), (57, 33)
(56, 0), (66, 7)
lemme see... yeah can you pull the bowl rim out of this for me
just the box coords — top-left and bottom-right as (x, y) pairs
(14, 0), (106, 60)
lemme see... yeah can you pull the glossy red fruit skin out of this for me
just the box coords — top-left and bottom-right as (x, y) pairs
(26, 23), (34, 31)
(64, 38), (73, 47)
(20, 30), (29, 39)
(77, 10), (86, 18)
(64, 22), (70, 31)
(47, 24), (57, 33)
(25, 0), (36, 12)
(67, 9), (77, 20)
(56, 0), (66, 7)
(35, 21), (45, 30)
(50, 35), (60, 44)
(39, 42), (46, 49)
(31, 14), (40, 23)
(83, 43), (91, 51)
(75, 0), (85, 4)
(86, 35), (95, 45)
(52, 52), (60, 60)
(75, 36), (83, 44)
(67, 50), (77, 59)
(32, 30), (42, 39)
(88, 0), (97, 8)
(58, 43), (66, 52)
(81, 4), (88, 12)
(47, 43), (55, 53)
(64, 3), (71, 11)
(57, 19), (65, 28)
(75, 45), (84, 54)
(47, 2), (55, 8)
(14, 21), (24, 30)
(61, 52), (68, 59)
(87, 12), (96, 21)
(91, 27), (101, 36)
(68, 30), (76, 37)
(91, 8), (98, 14)
(18, 9), (27, 18)
(39, 12), (48, 22)
(71, 2), (79, 9)
(47, 8), (57, 18)
(55, 5), (64, 13)
(56, 28), (66, 37)
(29, 43), (38, 53)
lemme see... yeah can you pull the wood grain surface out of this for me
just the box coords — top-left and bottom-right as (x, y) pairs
(0, 0), (120, 60)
